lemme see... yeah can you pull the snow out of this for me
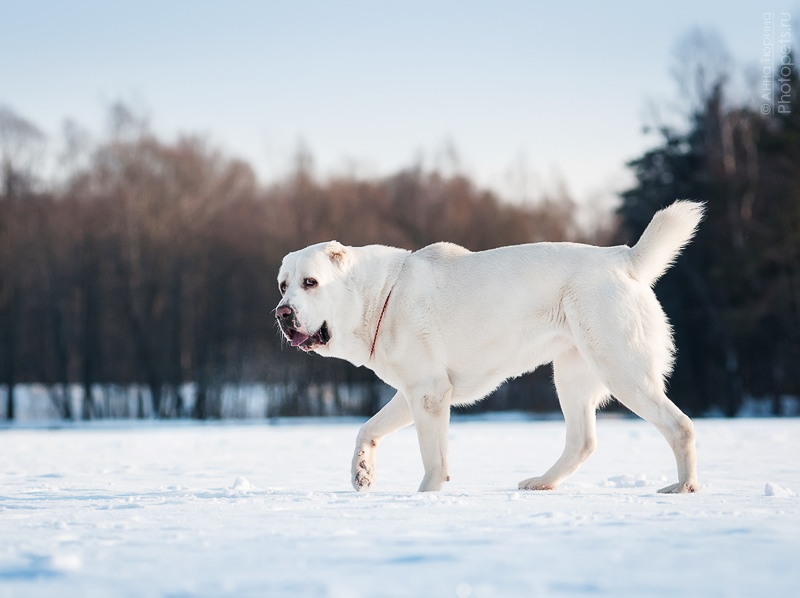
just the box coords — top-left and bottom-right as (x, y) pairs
(1, 416), (799, 597)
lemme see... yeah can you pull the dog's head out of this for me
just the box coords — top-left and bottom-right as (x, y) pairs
(275, 241), (354, 356)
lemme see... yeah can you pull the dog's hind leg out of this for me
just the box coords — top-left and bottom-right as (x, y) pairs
(570, 290), (699, 494)
(519, 348), (608, 490)
(605, 376), (698, 494)
(352, 391), (413, 491)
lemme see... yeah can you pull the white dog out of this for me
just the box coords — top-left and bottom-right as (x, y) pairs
(276, 201), (703, 493)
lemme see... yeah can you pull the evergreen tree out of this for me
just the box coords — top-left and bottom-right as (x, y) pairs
(619, 56), (800, 416)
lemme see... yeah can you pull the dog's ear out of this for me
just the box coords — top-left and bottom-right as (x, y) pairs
(325, 241), (350, 270)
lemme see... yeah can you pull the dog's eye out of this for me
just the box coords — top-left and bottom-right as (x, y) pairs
(302, 278), (318, 289)
(279, 281), (287, 296)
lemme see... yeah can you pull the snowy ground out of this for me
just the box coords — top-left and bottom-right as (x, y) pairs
(1, 416), (798, 597)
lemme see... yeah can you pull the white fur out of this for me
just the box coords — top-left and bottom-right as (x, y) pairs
(276, 201), (704, 493)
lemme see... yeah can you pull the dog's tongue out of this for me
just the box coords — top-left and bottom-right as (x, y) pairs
(291, 332), (310, 347)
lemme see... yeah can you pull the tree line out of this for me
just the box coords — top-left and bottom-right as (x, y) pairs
(1, 47), (798, 420)
(0, 106), (596, 419)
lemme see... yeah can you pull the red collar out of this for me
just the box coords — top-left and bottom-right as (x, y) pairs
(369, 290), (392, 359)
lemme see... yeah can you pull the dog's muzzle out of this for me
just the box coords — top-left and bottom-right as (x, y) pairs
(276, 305), (331, 352)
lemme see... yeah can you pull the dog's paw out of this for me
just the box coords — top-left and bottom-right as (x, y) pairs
(518, 477), (556, 491)
(417, 471), (449, 492)
(657, 481), (698, 494)
(352, 451), (375, 491)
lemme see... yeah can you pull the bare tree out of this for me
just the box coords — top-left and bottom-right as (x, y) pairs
(671, 29), (732, 116)
(0, 106), (45, 197)
(0, 107), (46, 419)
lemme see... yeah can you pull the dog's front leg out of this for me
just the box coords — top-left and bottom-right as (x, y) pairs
(352, 391), (413, 491)
(410, 387), (453, 492)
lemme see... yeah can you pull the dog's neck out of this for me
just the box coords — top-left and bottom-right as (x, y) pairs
(348, 246), (410, 365)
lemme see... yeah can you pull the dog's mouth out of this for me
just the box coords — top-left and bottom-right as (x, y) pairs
(283, 322), (331, 352)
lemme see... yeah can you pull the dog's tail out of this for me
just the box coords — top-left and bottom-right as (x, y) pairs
(628, 200), (705, 286)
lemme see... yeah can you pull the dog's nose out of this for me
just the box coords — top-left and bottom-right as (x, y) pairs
(276, 305), (293, 321)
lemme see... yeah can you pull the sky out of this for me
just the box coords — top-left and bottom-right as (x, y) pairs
(1, 1), (798, 207)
